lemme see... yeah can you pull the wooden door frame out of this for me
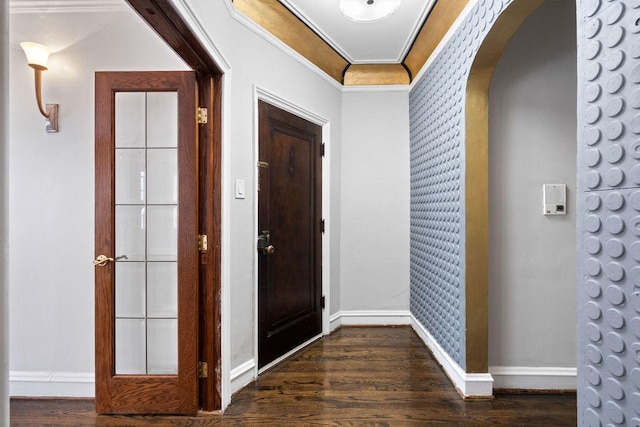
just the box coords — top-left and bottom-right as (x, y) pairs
(253, 86), (331, 375)
(125, 0), (223, 411)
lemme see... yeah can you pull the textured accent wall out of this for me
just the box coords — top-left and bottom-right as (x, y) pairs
(410, 0), (515, 370)
(411, 0), (640, 422)
(577, 0), (640, 425)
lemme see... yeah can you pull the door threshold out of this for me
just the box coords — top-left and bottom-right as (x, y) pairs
(258, 333), (323, 375)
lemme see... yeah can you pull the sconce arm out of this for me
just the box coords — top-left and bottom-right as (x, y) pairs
(33, 68), (49, 119)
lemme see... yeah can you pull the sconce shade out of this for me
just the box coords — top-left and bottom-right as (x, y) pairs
(20, 41), (59, 132)
(340, 0), (401, 22)
(20, 42), (50, 70)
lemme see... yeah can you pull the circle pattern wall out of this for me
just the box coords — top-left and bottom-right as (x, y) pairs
(409, 0), (515, 370)
(411, 0), (640, 423)
(579, 0), (640, 425)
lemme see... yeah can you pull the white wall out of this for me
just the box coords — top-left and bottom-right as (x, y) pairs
(339, 91), (410, 314)
(9, 8), (189, 396)
(1, 0), (10, 421)
(488, 0), (577, 388)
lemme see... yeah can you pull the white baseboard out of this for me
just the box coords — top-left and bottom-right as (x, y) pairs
(10, 371), (94, 397)
(330, 311), (342, 331)
(410, 316), (494, 398)
(230, 359), (256, 396)
(333, 310), (412, 327)
(490, 366), (576, 390)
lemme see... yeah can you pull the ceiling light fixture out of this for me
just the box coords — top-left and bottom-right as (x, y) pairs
(340, 0), (401, 23)
(20, 41), (59, 133)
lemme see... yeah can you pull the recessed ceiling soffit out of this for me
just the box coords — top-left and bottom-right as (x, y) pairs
(232, 0), (471, 86)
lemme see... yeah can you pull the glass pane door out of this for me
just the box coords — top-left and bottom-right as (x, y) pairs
(114, 91), (179, 375)
(95, 71), (197, 414)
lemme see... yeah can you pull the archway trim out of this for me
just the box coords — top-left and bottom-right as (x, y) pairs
(464, 0), (545, 373)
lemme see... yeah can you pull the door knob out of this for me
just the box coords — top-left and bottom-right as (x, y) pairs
(257, 230), (275, 255)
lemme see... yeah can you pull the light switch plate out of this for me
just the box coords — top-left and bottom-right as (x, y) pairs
(235, 179), (245, 199)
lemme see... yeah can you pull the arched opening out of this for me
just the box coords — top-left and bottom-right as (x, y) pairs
(464, 0), (545, 373)
(487, 0), (577, 388)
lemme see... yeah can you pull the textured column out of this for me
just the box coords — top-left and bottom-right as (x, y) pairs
(577, 0), (640, 424)
(0, 0), (10, 424)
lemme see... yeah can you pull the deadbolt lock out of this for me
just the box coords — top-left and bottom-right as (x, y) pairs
(257, 230), (275, 255)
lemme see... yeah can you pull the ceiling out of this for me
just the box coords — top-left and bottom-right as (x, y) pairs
(279, 0), (436, 64)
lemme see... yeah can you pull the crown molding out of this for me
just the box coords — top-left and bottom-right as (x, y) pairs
(397, 0), (437, 62)
(9, 0), (129, 14)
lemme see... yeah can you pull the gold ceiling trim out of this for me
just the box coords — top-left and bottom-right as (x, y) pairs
(232, 0), (471, 86)
(403, 0), (470, 79)
(343, 64), (411, 86)
(233, 0), (348, 83)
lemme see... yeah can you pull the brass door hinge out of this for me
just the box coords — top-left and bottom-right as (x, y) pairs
(198, 361), (208, 379)
(198, 234), (208, 252)
(197, 107), (208, 124)
(257, 161), (269, 191)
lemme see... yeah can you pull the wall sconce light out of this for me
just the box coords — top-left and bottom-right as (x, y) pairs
(20, 41), (59, 133)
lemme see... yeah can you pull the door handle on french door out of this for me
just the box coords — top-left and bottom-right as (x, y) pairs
(93, 255), (114, 266)
(93, 254), (127, 266)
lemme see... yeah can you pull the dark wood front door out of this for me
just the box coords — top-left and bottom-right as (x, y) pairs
(94, 71), (198, 414)
(258, 101), (323, 369)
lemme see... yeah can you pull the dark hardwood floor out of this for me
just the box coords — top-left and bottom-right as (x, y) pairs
(10, 326), (577, 426)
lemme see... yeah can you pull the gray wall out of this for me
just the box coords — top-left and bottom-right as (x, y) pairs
(488, 1), (577, 370)
(340, 91), (410, 312)
(9, 9), (189, 394)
